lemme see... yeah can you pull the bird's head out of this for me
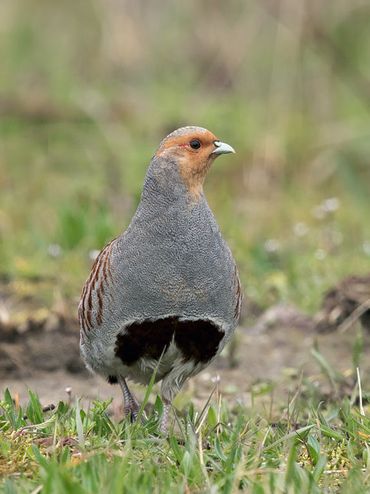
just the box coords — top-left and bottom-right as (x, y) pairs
(154, 126), (235, 200)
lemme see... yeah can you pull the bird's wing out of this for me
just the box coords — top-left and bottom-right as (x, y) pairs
(78, 238), (116, 336)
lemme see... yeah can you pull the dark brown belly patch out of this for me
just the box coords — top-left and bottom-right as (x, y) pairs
(114, 317), (224, 368)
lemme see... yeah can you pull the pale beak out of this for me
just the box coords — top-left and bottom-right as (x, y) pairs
(212, 140), (235, 155)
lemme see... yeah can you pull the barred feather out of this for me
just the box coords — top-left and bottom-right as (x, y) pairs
(78, 239), (115, 336)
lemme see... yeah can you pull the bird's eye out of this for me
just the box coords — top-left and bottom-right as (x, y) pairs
(189, 139), (201, 150)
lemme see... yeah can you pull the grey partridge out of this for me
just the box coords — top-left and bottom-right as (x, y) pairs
(78, 126), (242, 432)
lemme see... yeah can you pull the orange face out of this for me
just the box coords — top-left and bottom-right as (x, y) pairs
(156, 126), (235, 200)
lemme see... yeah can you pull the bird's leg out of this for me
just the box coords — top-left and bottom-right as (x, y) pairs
(159, 398), (171, 435)
(118, 376), (140, 422)
(160, 372), (185, 435)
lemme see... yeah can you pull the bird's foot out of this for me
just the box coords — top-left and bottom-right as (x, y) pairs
(123, 402), (140, 423)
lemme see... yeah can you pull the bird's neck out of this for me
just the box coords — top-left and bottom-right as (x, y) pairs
(127, 160), (213, 236)
(140, 156), (204, 208)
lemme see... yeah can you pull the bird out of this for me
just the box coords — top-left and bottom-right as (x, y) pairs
(78, 126), (242, 433)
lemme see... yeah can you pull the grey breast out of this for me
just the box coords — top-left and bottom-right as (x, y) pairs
(109, 157), (238, 332)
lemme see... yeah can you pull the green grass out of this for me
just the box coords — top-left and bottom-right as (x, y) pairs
(1, 376), (370, 493)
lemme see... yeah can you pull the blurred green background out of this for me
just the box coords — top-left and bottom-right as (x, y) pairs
(1, 0), (370, 314)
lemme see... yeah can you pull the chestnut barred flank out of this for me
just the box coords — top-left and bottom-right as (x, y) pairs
(79, 239), (115, 337)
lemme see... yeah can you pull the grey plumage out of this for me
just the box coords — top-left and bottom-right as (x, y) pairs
(79, 126), (241, 430)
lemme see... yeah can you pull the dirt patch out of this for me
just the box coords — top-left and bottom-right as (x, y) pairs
(0, 277), (86, 378)
(0, 316), (85, 378)
(315, 274), (370, 333)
